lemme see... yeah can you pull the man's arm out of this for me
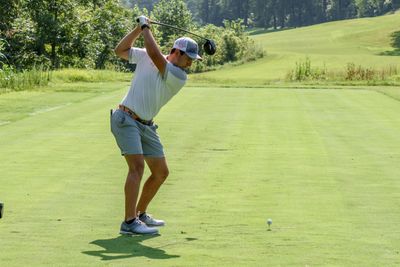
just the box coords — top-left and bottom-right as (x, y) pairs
(114, 26), (142, 61)
(142, 27), (167, 75)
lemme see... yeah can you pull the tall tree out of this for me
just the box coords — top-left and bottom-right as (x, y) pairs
(330, 0), (357, 20)
(323, 0), (329, 21)
(89, 0), (132, 69)
(0, 0), (23, 33)
(151, 0), (194, 46)
(26, 0), (77, 67)
(198, 0), (210, 24)
(252, 0), (270, 28)
(124, 0), (159, 11)
(392, 0), (400, 10)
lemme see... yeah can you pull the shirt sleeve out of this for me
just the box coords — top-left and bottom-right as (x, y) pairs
(128, 48), (147, 64)
(163, 62), (187, 90)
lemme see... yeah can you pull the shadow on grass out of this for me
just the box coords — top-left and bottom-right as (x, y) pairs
(379, 49), (400, 56)
(82, 235), (180, 261)
(248, 27), (295, 36)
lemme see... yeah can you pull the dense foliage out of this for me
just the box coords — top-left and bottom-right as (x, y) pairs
(0, 0), (262, 73)
(128, 0), (400, 27)
(392, 31), (400, 49)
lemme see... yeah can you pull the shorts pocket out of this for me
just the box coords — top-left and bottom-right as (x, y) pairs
(112, 110), (126, 127)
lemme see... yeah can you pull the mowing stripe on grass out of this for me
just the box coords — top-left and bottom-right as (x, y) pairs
(1, 86), (400, 266)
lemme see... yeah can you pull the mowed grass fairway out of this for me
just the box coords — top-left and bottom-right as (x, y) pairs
(1, 83), (400, 266)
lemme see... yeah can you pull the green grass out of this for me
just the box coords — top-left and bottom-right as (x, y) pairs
(0, 81), (128, 124)
(1, 82), (400, 266)
(2, 14), (400, 266)
(193, 13), (400, 86)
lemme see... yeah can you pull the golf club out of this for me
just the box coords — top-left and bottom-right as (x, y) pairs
(136, 18), (216, 55)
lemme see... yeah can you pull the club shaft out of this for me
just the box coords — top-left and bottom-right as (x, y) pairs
(150, 20), (208, 41)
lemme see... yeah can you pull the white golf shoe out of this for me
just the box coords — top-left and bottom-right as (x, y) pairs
(139, 213), (165, 227)
(120, 218), (159, 235)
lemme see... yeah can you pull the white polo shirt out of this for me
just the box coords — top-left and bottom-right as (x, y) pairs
(120, 48), (187, 120)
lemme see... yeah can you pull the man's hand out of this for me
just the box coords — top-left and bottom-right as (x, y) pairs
(137, 15), (150, 30)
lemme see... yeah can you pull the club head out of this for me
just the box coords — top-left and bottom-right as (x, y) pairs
(203, 39), (216, 55)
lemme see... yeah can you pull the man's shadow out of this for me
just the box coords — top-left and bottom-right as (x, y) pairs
(82, 235), (180, 261)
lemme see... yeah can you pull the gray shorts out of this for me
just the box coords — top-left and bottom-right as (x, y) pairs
(110, 109), (164, 157)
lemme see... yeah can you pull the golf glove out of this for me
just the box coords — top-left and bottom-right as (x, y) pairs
(137, 15), (150, 30)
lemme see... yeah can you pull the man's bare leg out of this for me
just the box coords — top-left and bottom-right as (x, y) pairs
(136, 157), (169, 214)
(124, 154), (145, 221)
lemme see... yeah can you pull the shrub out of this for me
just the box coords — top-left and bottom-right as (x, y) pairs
(286, 57), (327, 81)
(345, 63), (398, 81)
(286, 57), (399, 83)
(391, 31), (400, 49)
(188, 20), (264, 73)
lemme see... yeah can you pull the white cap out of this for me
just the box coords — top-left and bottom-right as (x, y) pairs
(173, 37), (202, 60)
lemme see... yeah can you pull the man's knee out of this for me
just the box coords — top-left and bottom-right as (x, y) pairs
(128, 163), (145, 177)
(153, 167), (169, 182)
(162, 167), (169, 180)
(127, 160), (145, 181)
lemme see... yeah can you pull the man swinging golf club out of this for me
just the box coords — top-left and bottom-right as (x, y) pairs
(111, 15), (202, 235)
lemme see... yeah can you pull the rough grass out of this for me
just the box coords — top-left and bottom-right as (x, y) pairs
(285, 57), (399, 84)
(0, 68), (131, 94)
(51, 68), (131, 83)
(0, 66), (51, 93)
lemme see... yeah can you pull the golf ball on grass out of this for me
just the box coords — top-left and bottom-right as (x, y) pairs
(267, 219), (272, 230)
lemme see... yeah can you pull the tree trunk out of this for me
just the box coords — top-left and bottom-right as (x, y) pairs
(393, 0), (400, 10)
(51, 1), (58, 68)
(243, 0), (249, 26)
(322, 0), (327, 21)
(202, 0), (209, 24)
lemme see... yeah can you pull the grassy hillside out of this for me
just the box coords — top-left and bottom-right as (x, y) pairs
(191, 13), (400, 86)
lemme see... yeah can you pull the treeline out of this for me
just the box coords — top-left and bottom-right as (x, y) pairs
(128, 0), (400, 28)
(1, 0), (134, 70)
(0, 0), (262, 72)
